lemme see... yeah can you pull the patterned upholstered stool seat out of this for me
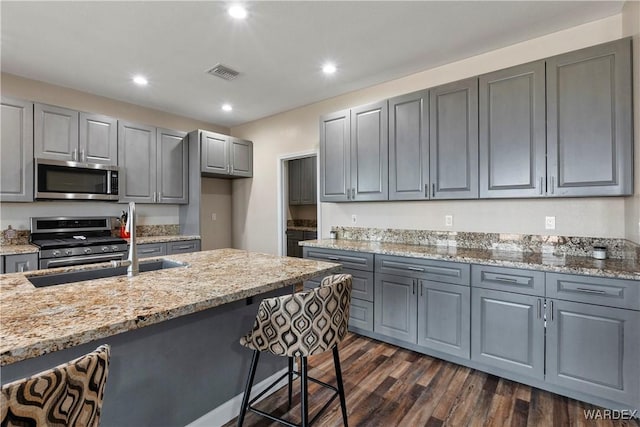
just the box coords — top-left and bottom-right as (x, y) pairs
(237, 274), (352, 427)
(1, 345), (111, 427)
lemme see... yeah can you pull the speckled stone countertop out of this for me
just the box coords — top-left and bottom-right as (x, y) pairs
(301, 239), (640, 281)
(0, 245), (39, 256)
(132, 235), (201, 244)
(0, 249), (340, 366)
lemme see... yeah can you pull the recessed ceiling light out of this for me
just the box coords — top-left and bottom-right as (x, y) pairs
(133, 75), (148, 86)
(228, 5), (247, 19)
(322, 63), (337, 75)
(222, 104), (233, 112)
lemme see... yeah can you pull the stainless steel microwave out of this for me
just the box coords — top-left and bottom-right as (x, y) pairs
(35, 158), (119, 201)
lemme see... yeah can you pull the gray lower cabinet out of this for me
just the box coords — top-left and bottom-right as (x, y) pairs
(319, 109), (350, 202)
(157, 128), (188, 204)
(79, 112), (118, 165)
(471, 287), (545, 380)
(388, 90), (430, 201)
(4, 253), (38, 273)
(1, 97), (33, 202)
(546, 38), (633, 197)
(479, 61), (546, 198)
(286, 230), (304, 258)
(546, 298), (640, 407)
(137, 243), (167, 259)
(374, 273), (417, 344)
(199, 131), (253, 178)
(429, 77), (479, 199)
(166, 240), (201, 255)
(418, 280), (470, 359)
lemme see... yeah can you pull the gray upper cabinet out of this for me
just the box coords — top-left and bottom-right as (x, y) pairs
(429, 78), (479, 199)
(200, 131), (252, 178)
(34, 103), (79, 162)
(546, 299), (640, 407)
(389, 90), (430, 200)
(157, 128), (188, 204)
(118, 121), (157, 203)
(289, 157), (317, 205)
(79, 112), (117, 165)
(288, 159), (302, 204)
(546, 38), (633, 197)
(1, 97), (33, 202)
(479, 61), (546, 198)
(350, 101), (388, 201)
(320, 109), (351, 202)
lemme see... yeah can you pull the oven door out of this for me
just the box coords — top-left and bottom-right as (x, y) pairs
(39, 253), (126, 269)
(35, 158), (118, 201)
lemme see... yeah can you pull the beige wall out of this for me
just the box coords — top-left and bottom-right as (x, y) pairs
(623, 0), (640, 244)
(230, 14), (631, 255)
(0, 73), (229, 232)
(199, 178), (232, 250)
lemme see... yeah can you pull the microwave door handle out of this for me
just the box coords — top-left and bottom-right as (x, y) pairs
(107, 171), (112, 194)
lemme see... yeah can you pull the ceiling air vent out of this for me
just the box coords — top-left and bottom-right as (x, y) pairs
(206, 64), (240, 81)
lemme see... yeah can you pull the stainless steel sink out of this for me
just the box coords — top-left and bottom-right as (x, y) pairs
(27, 259), (186, 288)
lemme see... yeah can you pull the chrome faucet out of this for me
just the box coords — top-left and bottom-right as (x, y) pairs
(112, 202), (139, 276)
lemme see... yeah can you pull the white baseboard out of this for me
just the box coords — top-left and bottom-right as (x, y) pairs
(186, 367), (289, 427)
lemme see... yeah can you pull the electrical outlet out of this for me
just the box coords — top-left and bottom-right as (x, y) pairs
(211, 213), (217, 221)
(545, 216), (556, 230)
(351, 214), (357, 224)
(445, 215), (453, 227)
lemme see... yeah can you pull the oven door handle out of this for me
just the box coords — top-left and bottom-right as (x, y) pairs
(43, 253), (126, 269)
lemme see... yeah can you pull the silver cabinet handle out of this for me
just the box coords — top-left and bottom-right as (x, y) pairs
(539, 177), (543, 195)
(227, 165), (230, 173)
(174, 245), (192, 250)
(495, 276), (519, 283)
(537, 299), (542, 319)
(80, 150), (85, 162)
(576, 287), (607, 294)
(351, 188), (355, 199)
(550, 176), (555, 194)
(425, 184), (428, 198)
(346, 187), (350, 200)
(72, 149), (77, 161)
(152, 192), (157, 203)
(407, 266), (424, 272)
(231, 164), (234, 174)
(139, 249), (158, 254)
(549, 300), (554, 322)
(327, 256), (341, 261)
(158, 192), (162, 203)
(412, 279), (416, 295)
(18, 264), (25, 273)
(420, 280), (423, 297)
(432, 183), (435, 197)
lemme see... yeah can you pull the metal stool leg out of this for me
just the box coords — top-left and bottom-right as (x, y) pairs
(288, 356), (294, 409)
(237, 349), (260, 427)
(300, 356), (309, 427)
(333, 346), (349, 427)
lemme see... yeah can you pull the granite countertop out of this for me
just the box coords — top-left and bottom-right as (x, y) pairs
(0, 249), (340, 366)
(300, 239), (640, 281)
(0, 245), (39, 256)
(287, 226), (317, 232)
(132, 235), (201, 244)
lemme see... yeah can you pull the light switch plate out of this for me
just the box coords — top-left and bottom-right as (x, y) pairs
(545, 216), (556, 230)
(351, 214), (357, 224)
(445, 215), (453, 227)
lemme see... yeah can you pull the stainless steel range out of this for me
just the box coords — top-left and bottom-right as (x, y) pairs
(30, 216), (128, 269)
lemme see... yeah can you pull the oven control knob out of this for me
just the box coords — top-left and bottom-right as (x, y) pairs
(65, 249), (72, 256)
(101, 246), (109, 252)
(111, 246), (119, 252)
(52, 250), (60, 257)
(84, 248), (92, 254)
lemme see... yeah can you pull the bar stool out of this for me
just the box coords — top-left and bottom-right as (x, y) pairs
(1, 344), (111, 427)
(237, 274), (352, 427)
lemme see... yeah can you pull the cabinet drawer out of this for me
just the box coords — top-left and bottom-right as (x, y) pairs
(167, 240), (201, 255)
(375, 254), (470, 285)
(546, 273), (640, 310)
(4, 253), (38, 273)
(137, 243), (166, 258)
(472, 265), (545, 296)
(303, 269), (372, 302)
(303, 247), (373, 271)
(349, 298), (374, 333)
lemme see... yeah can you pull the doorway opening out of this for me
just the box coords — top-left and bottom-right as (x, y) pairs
(277, 150), (320, 256)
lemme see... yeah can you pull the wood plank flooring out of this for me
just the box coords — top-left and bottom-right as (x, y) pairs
(227, 333), (640, 427)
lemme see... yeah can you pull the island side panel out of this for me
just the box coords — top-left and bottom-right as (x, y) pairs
(1, 286), (292, 427)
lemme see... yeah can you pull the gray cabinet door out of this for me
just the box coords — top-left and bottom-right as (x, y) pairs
(288, 159), (302, 205)
(479, 61), (546, 198)
(34, 103), (79, 162)
(389, 90), (430, 200)
(429, 78), (479, 199)
(4, 253), (38, 273)
(201, 131), (229, 175)
(546, 38), (633, 197)
(118, 121), (157, 203)
(349, 298), (374, 333)
(418, 280), (470, 359)
(1, 97), (33, 202)
(157, 128), (188, 204)
(79, 112), (117, 165)
(546, 299), (640, 407)
(300, 156), (317, 204)
(350, 101), (388, 201)
(471, 288), (544, 380)
(320, 109), (350, 202)
(374, 273), (417, 344)
(229, 138), (253, 177)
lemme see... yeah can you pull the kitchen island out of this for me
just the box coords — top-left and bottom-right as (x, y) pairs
(0, 249), (340, 426)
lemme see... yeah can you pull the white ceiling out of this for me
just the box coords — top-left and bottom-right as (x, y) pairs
(1, 1), (625, 128)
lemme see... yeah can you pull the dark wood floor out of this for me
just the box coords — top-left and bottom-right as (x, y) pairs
(228, 333), (640, 427)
